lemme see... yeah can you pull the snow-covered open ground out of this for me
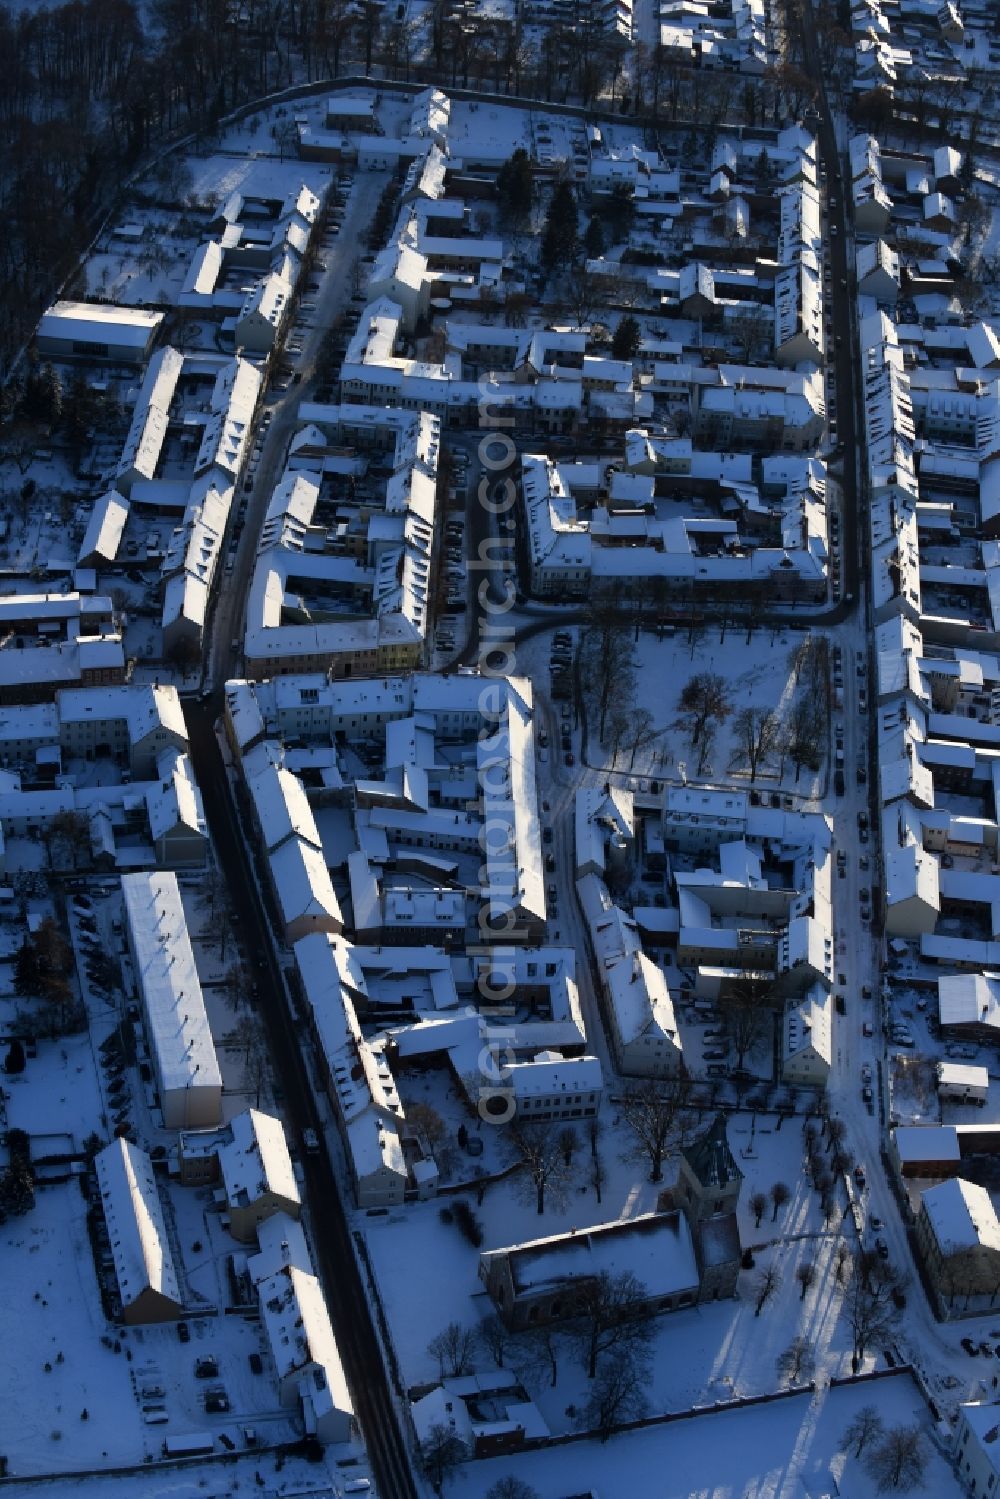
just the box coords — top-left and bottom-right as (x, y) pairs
(512, 620), (827, 801)
(455, 1370), (962, 1499)
(0, 1185), (139, 1473)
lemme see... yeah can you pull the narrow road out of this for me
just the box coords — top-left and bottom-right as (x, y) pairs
(186, 699), (418, 1499)
(190, 163), (417, 1497)
(205, 170), (389, 690)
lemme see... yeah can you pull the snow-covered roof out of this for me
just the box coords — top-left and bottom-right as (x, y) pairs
(489, 1212), (699, 1301)
(39, 300), (163, 350)
(258, 1262), (352, 1412)
(894, 1125), (961, 1163)
(145, 748), (206, 844)
(270, 835), (343, 931)
(95, 1137), (181, 1311)
(248, 1210), (311, 1284)
(938, 971), (1000, 1032)
(78, 490), (129, 566)
(56, 682), (187, 749)
(938, 1061), (989, 1091)
(247, 761), (321, 854)
(121, 870), (221, 1101)
(922, 1177), (1000, 1255)
(218, 1108), (301, 1214)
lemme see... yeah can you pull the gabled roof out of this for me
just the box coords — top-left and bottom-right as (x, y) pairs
(95, 1137), (181, 1310)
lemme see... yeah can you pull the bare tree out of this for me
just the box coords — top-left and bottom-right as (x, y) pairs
(580, 1350), (650, 1442)
(834, 1241), (852, 1284)
(222, 963), (247, 1014)
(556, 1126), (579, 1168)
(753, 1264), (782, 1316)
(625, 706), (660, 769)
(581, 589), (636, 744)
(420, 1421), (467, 1493)
(795, 1260), (816, 1300)
(730, 706), (779, 783)
(770, 1181), (791, 1222)
(776, 1336), (815, 1384)
(620, 1079), (690, 1183)
(487, 1480), (540, 1499)
(842, 1404), (884, 1459)
(865, 1425), (927, 1492)
(478, 1313), (510, 1368)
(591, 1149), (605, 1206)
(730, 305), (772, 362)
(513, 1324), (561, 1388)
(573, 1270), (652, 1378)
(510, 1122), (573, 1216)
(428, 1322), (474, 1379)
(750, 1191), (768, 1228)
(848, 1253), (902, 1371)
(675, 672), (732, 749)
(408, 1102), (448, 1154)
(719, 963), (775, 1070)
(784, 694), (824, 782)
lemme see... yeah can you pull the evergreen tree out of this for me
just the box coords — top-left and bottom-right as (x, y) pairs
(3, 1039), (25, 1075)
(22, 362), (63, 426)
(498, 147), (533, 226)
(612, 315), (642, 360)
(606, 181), (635, 238)
(585, 217), (606, 257)
(14, 938), (40, 997)
(541, 180), (579, 270)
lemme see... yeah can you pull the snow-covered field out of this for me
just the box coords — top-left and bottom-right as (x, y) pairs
(457, 1371), (962, 1499)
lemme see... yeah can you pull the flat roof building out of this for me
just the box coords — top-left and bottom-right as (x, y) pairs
(37, 301), (163, 364)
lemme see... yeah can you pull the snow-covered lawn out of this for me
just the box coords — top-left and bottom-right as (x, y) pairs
(5, 1030), (105, 1147)
(0, 1185), (137, 1475)
(457, 1370), (962, 1499)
